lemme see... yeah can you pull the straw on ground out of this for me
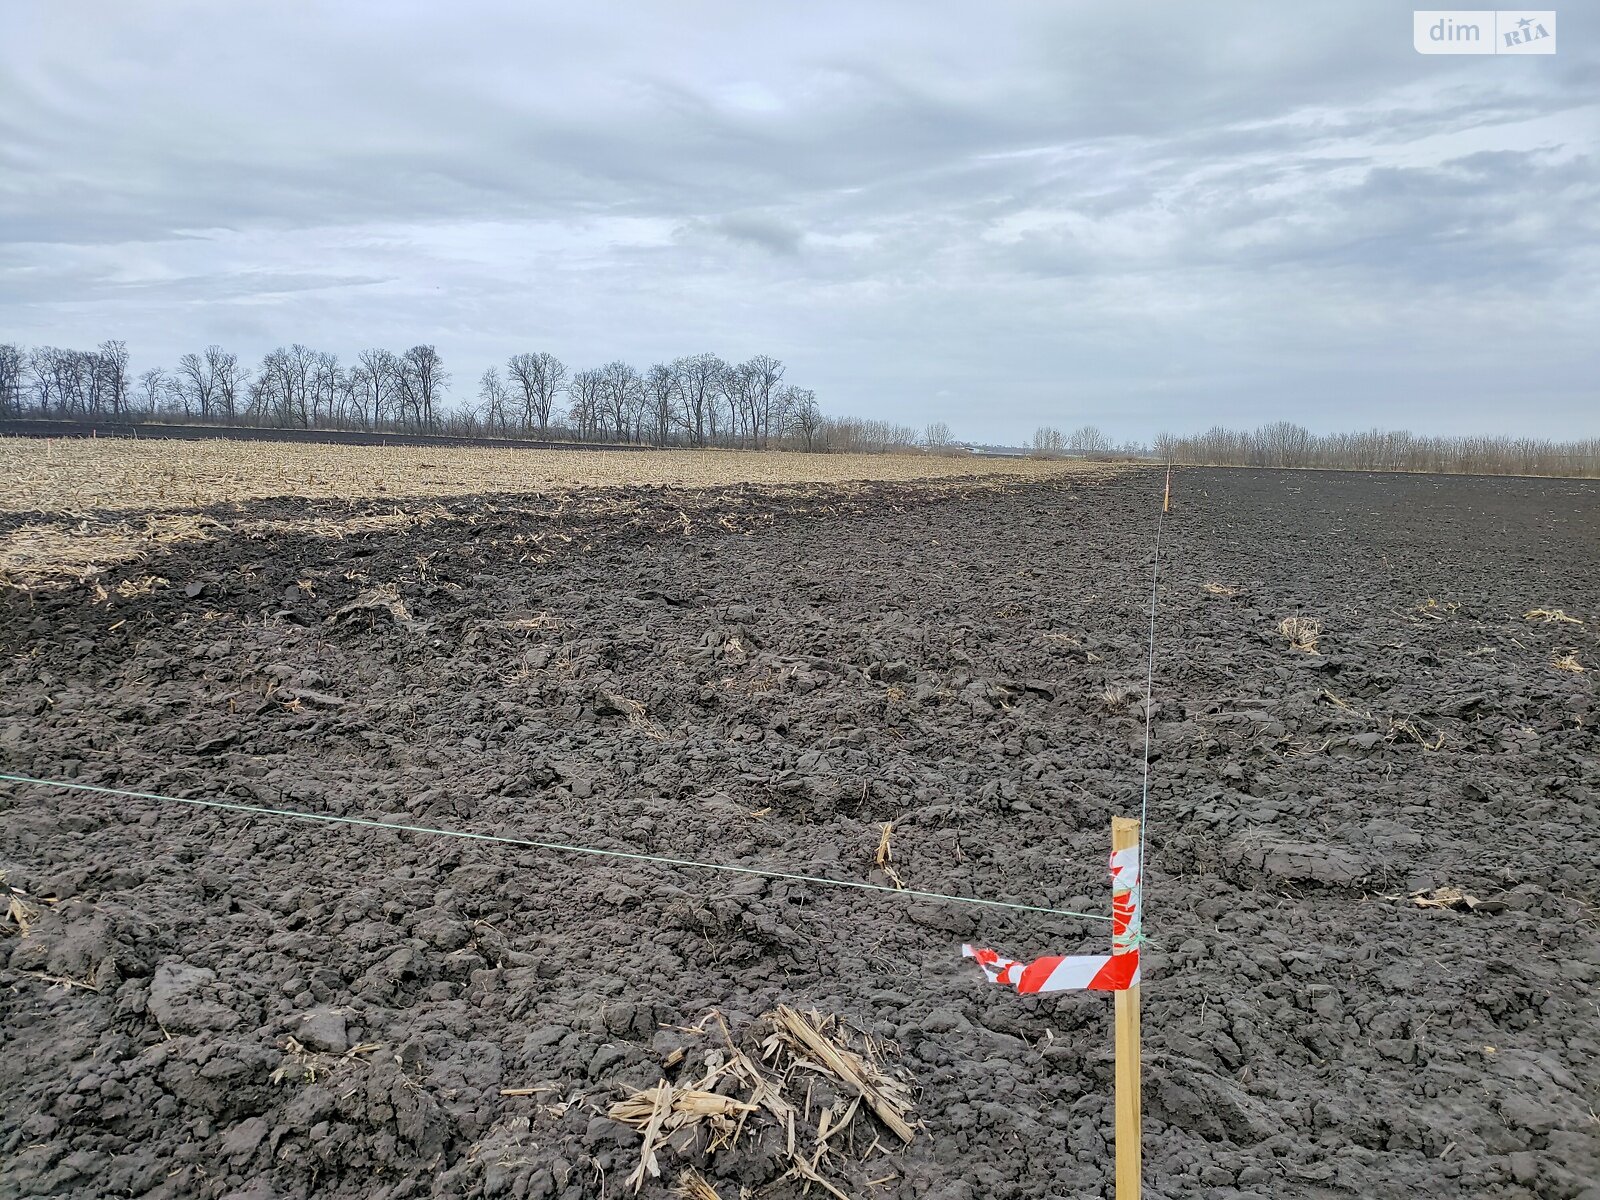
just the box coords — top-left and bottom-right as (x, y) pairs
(1279, 615), (1322, 654)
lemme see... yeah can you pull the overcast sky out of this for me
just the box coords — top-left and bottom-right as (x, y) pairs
(3, 2), (1596, 443)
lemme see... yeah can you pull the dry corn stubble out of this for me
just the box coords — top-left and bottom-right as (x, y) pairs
(672, 1169), (725, 1200)
(1405, 886), (1503, 913)
(1279, 615), (1322, 653)
(873, 822), (905, 890)
(0, 437), (1114, 516)
(1, 439), (1122, 594)
(269, 1037), (383, 1086)
(608, 1007), (915, 1199)
(1100, 684), (1142, 713)
(1524, 608), (1583, 625)
(0, 513), (223, 593)
(1388, 716), (1446, 750)
(3, 874), (40, 937)
(762, 1006), (916, 1145)
(1413, 597), (1460, 619)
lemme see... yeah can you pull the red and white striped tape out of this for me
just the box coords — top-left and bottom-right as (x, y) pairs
(962, 845), (1142, 994)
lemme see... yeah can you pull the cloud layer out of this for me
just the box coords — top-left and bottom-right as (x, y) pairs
(3, 1), (1596, 440)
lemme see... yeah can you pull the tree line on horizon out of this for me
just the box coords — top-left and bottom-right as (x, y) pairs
(0, 340), (1593, 475)
(0, 339), (926, 453)
(1150, 421), (1599, 478)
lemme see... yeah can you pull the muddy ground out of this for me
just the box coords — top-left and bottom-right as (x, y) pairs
(1, 467), (1596, 1200)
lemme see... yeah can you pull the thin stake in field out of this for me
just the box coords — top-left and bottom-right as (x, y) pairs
(1120, 465), (1166, 1198)
(1113, 816), (1142, 1200)
(963, 468), (1167, 1196)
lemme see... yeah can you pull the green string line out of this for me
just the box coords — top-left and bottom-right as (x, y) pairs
(0, 772), (1112, 924)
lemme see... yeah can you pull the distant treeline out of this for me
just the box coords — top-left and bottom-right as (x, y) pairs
(4, 342), (1591, 473)
(1152, 423), (1599, 478)
(0, 340), (929, 454)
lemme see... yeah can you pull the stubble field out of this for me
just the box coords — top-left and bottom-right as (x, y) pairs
(1, 438), (1596, 1200)
(0, 438), (1087, 514)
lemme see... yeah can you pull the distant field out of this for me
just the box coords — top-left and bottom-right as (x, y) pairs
(0, 437), (1096, 514)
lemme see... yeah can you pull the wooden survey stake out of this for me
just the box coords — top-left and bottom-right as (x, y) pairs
(1112, 816), (1142, 1200)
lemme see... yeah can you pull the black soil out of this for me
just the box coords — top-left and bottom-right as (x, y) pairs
(2, 467), (1596, 1200)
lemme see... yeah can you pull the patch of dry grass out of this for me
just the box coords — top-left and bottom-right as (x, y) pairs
(1413, 597), (1460, 620)
(0, 513), (221, 593)
(1524, 608), (1583, 625)
(1279, 615), (1322, 654)
(1100, 684), (1142, 713)
(0, 437), (1111, 516)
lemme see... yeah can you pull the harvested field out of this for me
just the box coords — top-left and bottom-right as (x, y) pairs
(0, 437), (1085, 515)
(1, 465), (1597, 1200)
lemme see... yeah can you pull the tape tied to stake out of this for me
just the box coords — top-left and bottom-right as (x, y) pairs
(1110, 844), (1141, 955)
(961, 943), (1139, 993)
(963, 845), (1142, 994)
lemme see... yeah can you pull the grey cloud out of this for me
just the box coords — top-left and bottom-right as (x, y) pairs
(698, 214), (804, 255)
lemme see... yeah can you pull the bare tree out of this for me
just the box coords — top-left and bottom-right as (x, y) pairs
(820, 415), (919, 453)
(0, 343), (23, 416)
(31, 347), (106, 417)
(533, 352), (568, 434)
(254, 346), (313, 427)
(782, 386), (822, 450)
(1155, 423), (1600, 476)
(98, 340), (129, 416)
(643, 362), (678, 446)
(506, 353), (538, 433)
(739, 354), (785, 447)
(479, 367), (510, 436)
(598, 360), (643, 442)
(1256, 420), (1311, 467)
(26, 348), (56, 414)
(724, 360), (757, 445)
(352, 348), (397, 429)
(254, 349), (286, 424)
(288, 344), (319, 426)
(310, 351), (342, 427)
(176, 352), (215, 420)
(1068, 424), (1112, 454)
(245, 372), (273, 425)
(1032, 426), (1064, 457)
(507, 352), (567, 435)
(567, 368), (604, 439)
(136, 367), (167, 414)
(671, 353), (726, 446)
(206, 346), (244, 421)
(398, 344), (447, 430)
(706, 370), (734, 446)
(924, 421), (953, 448)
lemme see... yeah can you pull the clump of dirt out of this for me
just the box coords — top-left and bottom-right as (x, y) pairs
(1, 467), (1597, 1199)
